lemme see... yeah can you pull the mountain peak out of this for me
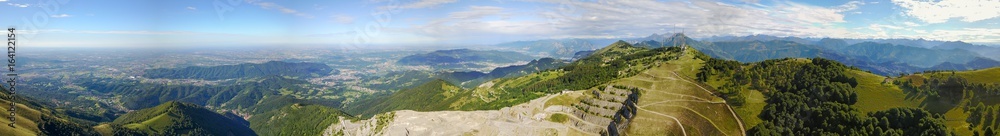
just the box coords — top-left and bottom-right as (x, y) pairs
(670, 33), (689, 39)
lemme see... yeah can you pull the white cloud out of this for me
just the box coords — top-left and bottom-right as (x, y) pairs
(0, 0), (8, 2)
(738, 0), (760, 4)
(419, 6), (548, 39)
(892, 0), (1000, 23)
(186, 6), (197, 11)
(398, 0), (457, 9)
(834, 1), (864, 12)
(252, 2), (314, 18)
(529, 0), (859, 38)
(773, 1), (847, 24)
(447, 6), (505, 19)
(8, 3), (30, 8)
(405, 0), (876, 43)
(331, 14), (355, 24)
(50, 14), (71, 18)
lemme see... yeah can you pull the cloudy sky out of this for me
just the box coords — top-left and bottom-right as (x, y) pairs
(1, 0), (999, 47)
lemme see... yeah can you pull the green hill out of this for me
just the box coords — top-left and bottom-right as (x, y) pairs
(0, 87), (122, 136)
(143, 61), (336, 80)
(112, 101), (256, 136)
(248, 104), (356, 136)
(345, 79), (469, 117)
(881, 67), (1000, 135)
(694, 53), (1000, 135)
(78, 75), (333, 111)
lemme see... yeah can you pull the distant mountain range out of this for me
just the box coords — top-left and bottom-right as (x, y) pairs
(493, 38), (617, 59)
(502, 33), (1000, 76)
(111, 101), (256, 136)
(397, 49), (537, 70)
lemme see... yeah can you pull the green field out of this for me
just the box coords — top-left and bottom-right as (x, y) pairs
(848, 70), (922, 113)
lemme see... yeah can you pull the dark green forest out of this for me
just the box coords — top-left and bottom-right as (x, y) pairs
(143, 61), (336, 80)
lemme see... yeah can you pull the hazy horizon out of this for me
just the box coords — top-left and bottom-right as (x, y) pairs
(2, 0), (998, 48)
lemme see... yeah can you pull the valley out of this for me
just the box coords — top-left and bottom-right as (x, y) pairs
(4, 33), (1000, 136)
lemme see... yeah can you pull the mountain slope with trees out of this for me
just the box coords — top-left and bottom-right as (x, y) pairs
(111, 101), (256, 136)
(143, 61), (336, 80)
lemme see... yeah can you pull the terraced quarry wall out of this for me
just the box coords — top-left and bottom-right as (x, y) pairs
(560, 85), (641, 135)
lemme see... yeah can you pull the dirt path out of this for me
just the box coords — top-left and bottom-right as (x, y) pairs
(670, 71), (747, 136)
(636, 107), (688, 136)
(639, 100), (726, 107)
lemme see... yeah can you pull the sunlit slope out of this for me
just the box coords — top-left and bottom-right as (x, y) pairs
(888, 67), (1000, 135)
(616, 48), (744, 135)
(112, 101), (256, 136)
(0, 88), (105, 136)
(248, 104), (356, 136)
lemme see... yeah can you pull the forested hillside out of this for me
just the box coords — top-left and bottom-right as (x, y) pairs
(144, 61), (336, 80)
(698, 56), (960, 135)
(344, 79), (469, 117)
(111, 101), (256, 136)
(248, 104), (356, 136)
(77, 75), (339, 112)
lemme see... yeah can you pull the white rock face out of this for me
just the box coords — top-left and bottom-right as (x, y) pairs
(323, 94), (593, 136)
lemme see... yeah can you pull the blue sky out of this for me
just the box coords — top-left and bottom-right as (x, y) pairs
(1, 0), (998, 47)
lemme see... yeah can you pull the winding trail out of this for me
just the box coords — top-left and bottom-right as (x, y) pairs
(636, 107), (688, 136)
(670, 71), (747, 136)
(639, 99), (726, 107)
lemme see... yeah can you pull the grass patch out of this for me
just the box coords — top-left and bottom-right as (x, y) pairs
(0, 100), (42, 136)
(848, 70), (921, 113)
(954, 67), (1000, 84)
(548, 113), (568, 123)
(732, 88), (765, 128)
(543, 91), (584, 108)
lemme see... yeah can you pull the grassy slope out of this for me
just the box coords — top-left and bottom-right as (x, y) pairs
(953, 67), (1000, 84)
(0, 88), (102, 136)
(0, 98), (42, 136)
(922, 67), (1000, 135)
(348, 79), (470, 118)
(112, 101), (255, 136)
(621, 48), (744, 135)
(848, 70), (922, 113)
(845, 67), (1000, 135)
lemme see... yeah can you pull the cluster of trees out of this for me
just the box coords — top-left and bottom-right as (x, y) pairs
(967, 102), (1000, 135)
(343, 79), (467, 117)
(694, 57), (948, 135)
(249, 104), (354, 136)
(895, 74), (966, 100)
(895, 73), (1000, 107)
(38, 115), (101, 136)
(697, 57), (742, 82)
